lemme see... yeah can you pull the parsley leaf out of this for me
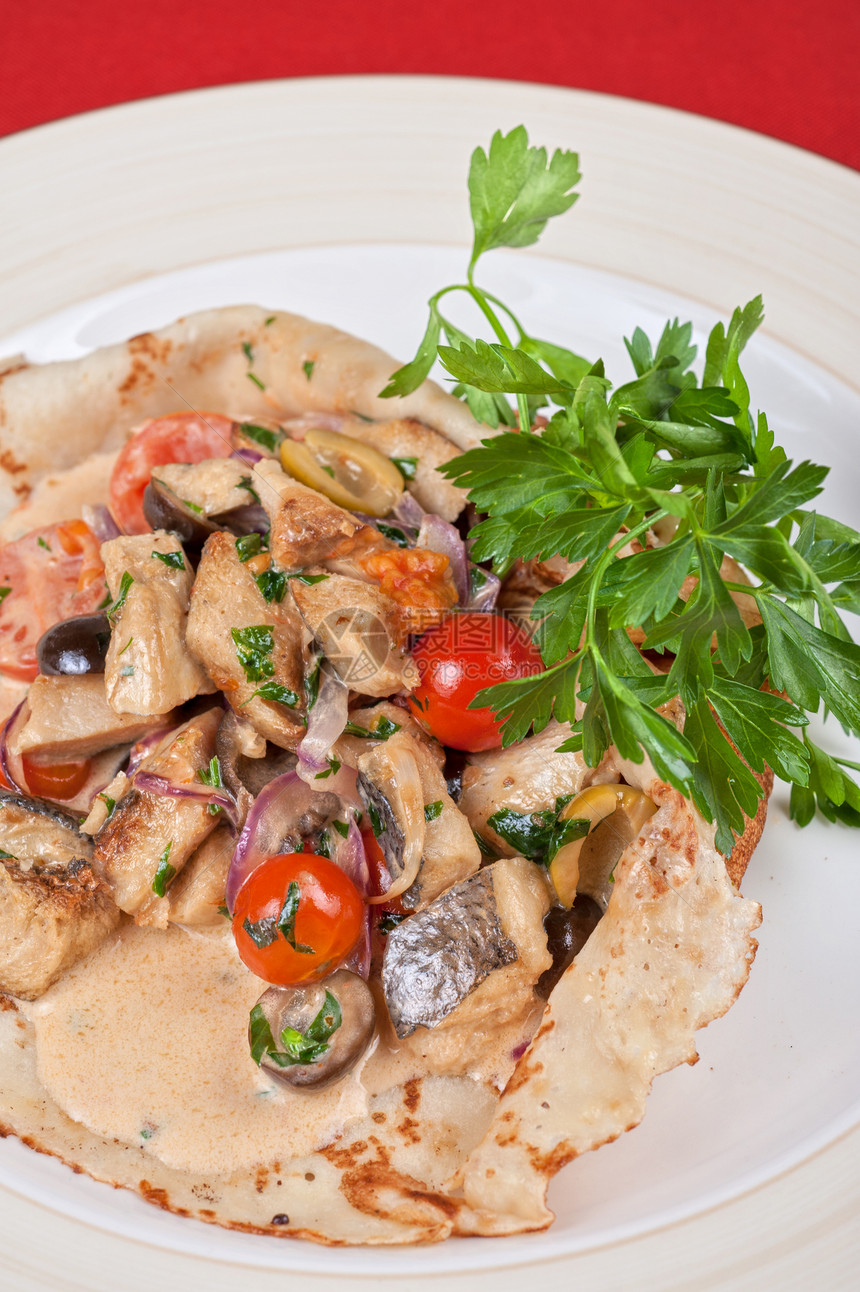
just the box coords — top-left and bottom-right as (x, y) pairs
(152, 549), (185, 570)
(152, 842), (175, 897)
(231, 625), (275, 682)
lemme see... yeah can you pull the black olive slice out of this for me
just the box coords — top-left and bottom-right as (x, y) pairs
(36, 614), (111, 676)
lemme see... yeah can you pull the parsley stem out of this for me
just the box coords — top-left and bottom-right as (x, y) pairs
(464, 285), (531, 432)
(584, 513), (667, 649)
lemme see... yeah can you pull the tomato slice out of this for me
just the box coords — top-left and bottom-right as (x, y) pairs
(20, 754), (93, 801)
(0, 521), (106, 682)
(410, 612), (544, 753)
(362, 828), (405, 916)
(109, 412), (234, 534)
(232, 853), (364, 986)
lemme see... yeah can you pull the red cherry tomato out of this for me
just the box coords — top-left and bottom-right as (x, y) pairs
(21, 754), (93, 801)
(0, 521), (106, 682)
(410, 612), (544, 753)
(109, 412), (234, 534)
(232, 853), (364, 986)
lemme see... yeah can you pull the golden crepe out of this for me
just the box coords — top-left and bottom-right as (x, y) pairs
(0, 306), (764, 1244)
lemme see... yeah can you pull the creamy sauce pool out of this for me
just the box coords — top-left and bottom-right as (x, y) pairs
(26, 922), (526, 1178)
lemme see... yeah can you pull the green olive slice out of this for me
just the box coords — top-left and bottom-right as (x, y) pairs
(280, 428), (404, 517)
(549, 784), (657, 908)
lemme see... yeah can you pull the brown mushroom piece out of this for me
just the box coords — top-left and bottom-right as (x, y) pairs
(251, 970), (376, 1091)
(548, 784), (658, 910)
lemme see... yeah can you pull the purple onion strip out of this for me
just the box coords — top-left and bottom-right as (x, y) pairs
(297, 662), (349, 779)
(81, 504), (121, 543)
(335, 818), (372, 980)
(417, 513), (469, 604)
(134, 770), (239, 830)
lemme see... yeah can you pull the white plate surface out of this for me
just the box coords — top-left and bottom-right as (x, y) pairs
(0, 77), (859, 1291)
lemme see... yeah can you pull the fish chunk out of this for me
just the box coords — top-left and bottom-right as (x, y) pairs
(102, 531), (214, 715)
(93, 709), (222, 925)
(459, 720), (590, 854)
(10, 674), (173, 760)
(291, 573), (418, 697)
(382, 856), (551, 1038)
(0, 790), (94, 868)
(0, 858), (120, 1000)
(186, 530), (306, 749)
(165, 824), (234, 926)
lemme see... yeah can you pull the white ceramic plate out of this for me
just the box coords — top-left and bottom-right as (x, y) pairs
(1, 77), (859, 1292)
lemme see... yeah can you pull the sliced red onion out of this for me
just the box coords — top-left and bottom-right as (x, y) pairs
(230, 447), (263, 465)
(297, 661), (349, 780)
(81, 504), (121, 543)
(125, 725), (177, 777)
(133, 770), (239, 830)
(335, 817), (372, 979)
(226, 770), (334, 912)
(0, 700), (27, 794)
(393, 491), (425, 529)
(417, 513), (469, 604)
(467, 566), (501, 611)
(280, 413), (346, 440)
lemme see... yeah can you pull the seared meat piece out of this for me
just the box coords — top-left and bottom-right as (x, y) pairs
(10, 674), (172, 760)
(93, 708), (222, 925)
(254, 459), (379, 570)
(102, 531), (214, 715)
(459, 720), (590, 855)
(0, 858), (120, 1000)
(333, 415), (466, 522)
(186, 530), (306, 749)
(154, 458), (260, 519)
(334, 700), (444, 770)
(382, 856), (551, 1038)
(291, 573), (418, 698)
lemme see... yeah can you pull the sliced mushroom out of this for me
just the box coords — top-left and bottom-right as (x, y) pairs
(142, 480), (219, 547)
(356, 733), (426, 901)
(36, 613), (111, 676)
(147, 459), (269, 538)
(548, 784), (658, 910)
(251, 970), (375, 1090)
(536, 896), (604, 999)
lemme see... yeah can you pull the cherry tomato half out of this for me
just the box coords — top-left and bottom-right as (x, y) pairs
(361, 827), (405, 916)
(410, 612), (544, 753)
(109, 412), (234, 534)
(20, 754), (93, 801)
(232, 853), (364, 986)
(0, 521), (106, 682)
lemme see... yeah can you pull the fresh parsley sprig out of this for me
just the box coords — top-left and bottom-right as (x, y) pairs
(387, 125), (860, 855)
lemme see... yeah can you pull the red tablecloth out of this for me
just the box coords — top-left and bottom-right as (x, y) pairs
(2, 0), (858, 172)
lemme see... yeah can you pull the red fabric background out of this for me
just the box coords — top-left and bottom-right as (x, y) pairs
(1, 0), (858, 170)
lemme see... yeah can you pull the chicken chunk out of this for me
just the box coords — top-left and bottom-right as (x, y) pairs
(291, 573), (418, 698)
(382, 857), (551, 1038)
(164, 824), (234, 926)
(154, 457), (260, 518)
(0, 859), (121, 1000)
(102, 531), (214, 715)
(332, 415), (467, 522)
(92, 708), (222, 925)
(10, 674), (173, 761)
(186, 530), (306, 749)
(401, 737), (481, 910)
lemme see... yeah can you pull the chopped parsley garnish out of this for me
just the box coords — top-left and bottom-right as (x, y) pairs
(37, 536), (51, 551)
(469, 566), (489, 595)
(152, 549), (185, 570)
(277, 880), (314, 953)
(343, 714), (401, 739)
(242, 341), (254, 364)
(0, 848), (17, 860)
(236, 532), (265, 563)
(239, 422), (283, 453)
(331, 819), (350, 839)
(151, 841), (175, 897)
(289, 572), (329, 585)
(197, 756), (224, 815)
(255, 568), (287, 602)
(183, 498), (204, 514)
(424, 800), (444, 821)
(218, 905), (230, 919)
(239, 475), (261, 504)
(473, 830), (497, 859)
(107, 571), (134, 622)
(247, 372), (266, 391)
(320, 464), (335, 478)
(305, 655), (323, 710)
(486, 796), (575, 863)
(117, 636), (133, 655)
(249, 990), (342, 1068)
(251, 680), (302, 708)
(120, 664), (135, 677)
(231, 625), (275, 682)
(264, 315), (276, 326)
(0, 587), (11, 603)
(97, 793), (116, 816)
(302, 360), (315, 380)
(315, 830), (332, 859)
(377, 522), (409, 548)
(314, 756), (341, 780)
(391, 455), (418, 479)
